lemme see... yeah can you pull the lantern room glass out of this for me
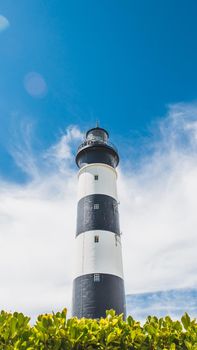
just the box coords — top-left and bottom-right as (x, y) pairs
(86, 129), (108, 143)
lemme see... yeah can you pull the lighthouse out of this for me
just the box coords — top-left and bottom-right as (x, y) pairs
(72, 126), (126, 318)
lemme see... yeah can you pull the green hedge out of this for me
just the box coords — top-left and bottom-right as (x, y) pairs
(0, 308), (196, 349)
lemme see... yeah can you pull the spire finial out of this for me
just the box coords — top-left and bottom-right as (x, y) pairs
(96, 120), (99, 128)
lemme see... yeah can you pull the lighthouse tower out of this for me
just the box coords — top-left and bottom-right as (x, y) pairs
(72, 126), (126, 318)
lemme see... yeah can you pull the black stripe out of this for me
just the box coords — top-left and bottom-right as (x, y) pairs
(72, 273), (126, 319)
(76, 145), (119, 169)
(76, 194), (120, 236)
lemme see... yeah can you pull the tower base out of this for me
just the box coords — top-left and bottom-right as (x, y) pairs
(72, 273), (126, 319)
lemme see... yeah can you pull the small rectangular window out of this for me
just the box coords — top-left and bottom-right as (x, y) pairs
(94, 273), (100, 282)
(94, 203), (99, 210)
(94, 235), (99, 243)
(94, 175), (99, 180)
(113, 202), (119, 213)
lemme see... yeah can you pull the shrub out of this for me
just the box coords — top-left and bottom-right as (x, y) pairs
(0, 308), (196, 349)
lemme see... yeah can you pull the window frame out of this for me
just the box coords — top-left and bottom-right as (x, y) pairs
(94, 235), (99, 243)
(94, 273), (100, 282)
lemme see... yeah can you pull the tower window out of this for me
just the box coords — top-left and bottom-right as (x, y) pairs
(94, 203), (99, 210)
(94, 235), (99, 243)
(94, 175), (99, 180)
(94, 273), (100, 282)
(113, 202), (119, 213)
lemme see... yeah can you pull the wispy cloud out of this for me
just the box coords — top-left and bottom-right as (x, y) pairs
(0, 125), (82, 319)
(1, 102), (197, 319)
(9, 120), (39, 180)
(126, 288), (197, 321)
(120, 102), (197, 294)
(44, 125), (83, 173)
(0, 15), (10, 32)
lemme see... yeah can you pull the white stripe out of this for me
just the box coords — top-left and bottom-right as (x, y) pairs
(78, 163), (118, 201)
(74, 230), (124, 279)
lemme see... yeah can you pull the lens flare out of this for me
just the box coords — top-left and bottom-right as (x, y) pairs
(24, 72), (48, 98)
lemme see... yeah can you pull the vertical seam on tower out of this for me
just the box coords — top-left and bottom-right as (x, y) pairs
(81, 233), (85, 317)
(82, 233), (85, 275)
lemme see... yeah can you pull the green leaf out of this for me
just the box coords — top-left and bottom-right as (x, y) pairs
(106, 309), (116, 318)
(185, 340), (192, 350)
(127, 315), (134, 327)
(10, 317), (17, 337)
(61, 308), (67, 318)
(181, 313), (191, 330)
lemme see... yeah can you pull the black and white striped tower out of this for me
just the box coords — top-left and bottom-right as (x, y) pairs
(72, 126), (126, 318)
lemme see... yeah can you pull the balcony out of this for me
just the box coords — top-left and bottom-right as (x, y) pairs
(77, 139), (118, 154)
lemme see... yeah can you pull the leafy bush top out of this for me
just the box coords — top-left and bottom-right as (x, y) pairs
(0, 308), (196, 349)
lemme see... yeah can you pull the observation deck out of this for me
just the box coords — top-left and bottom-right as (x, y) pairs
(76, 127), (119, 169)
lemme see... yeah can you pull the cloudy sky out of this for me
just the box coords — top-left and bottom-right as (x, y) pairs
(1, 0), (197, 319)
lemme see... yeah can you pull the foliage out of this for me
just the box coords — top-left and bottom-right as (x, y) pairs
(0, 309), (196, 349)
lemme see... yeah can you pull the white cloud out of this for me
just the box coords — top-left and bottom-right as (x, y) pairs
(0, 125), (82, 319)
(1, 103), (197, 319)
(9, 120), (39, 180)
(0, 15), (10, 32)
(120, 102), (197, 294)
(45, 125), (83, 173)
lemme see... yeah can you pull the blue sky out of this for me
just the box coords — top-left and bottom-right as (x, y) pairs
(1, 1), (197, 319)
(1, 0), (197, 181)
